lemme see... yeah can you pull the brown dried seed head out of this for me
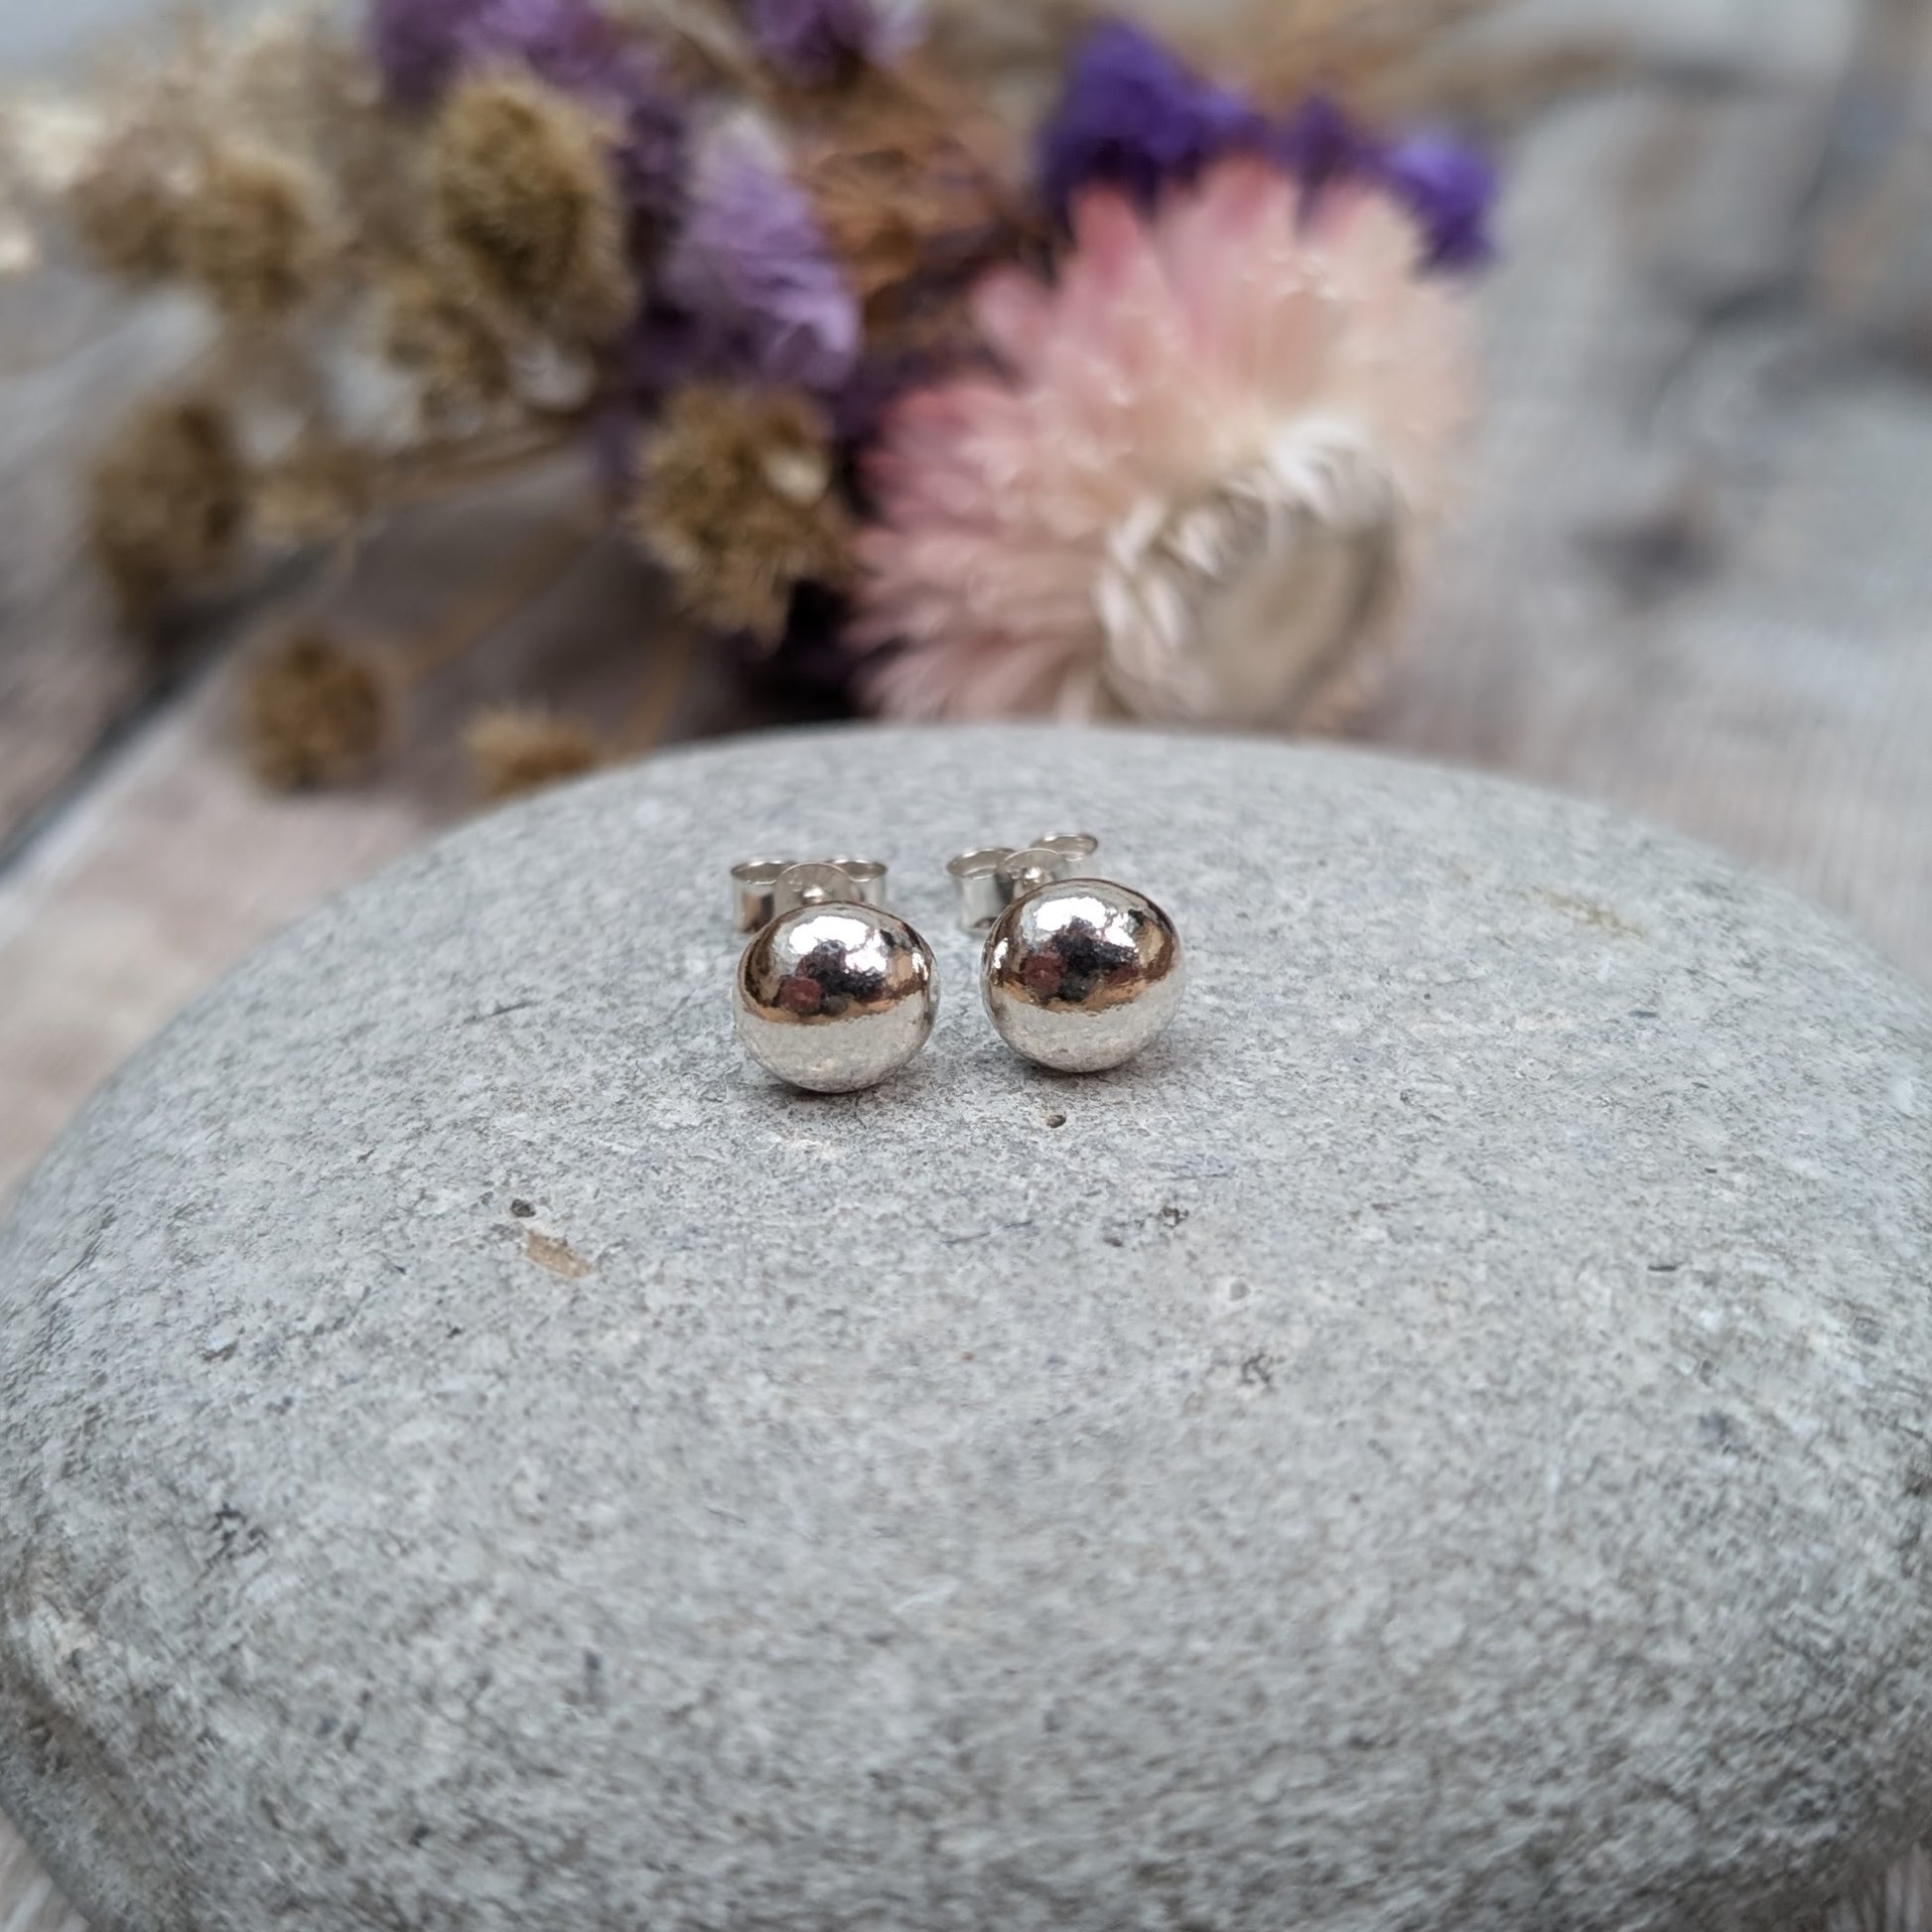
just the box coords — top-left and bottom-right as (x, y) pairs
(380, 267), (516, 416)
(631, 385), (854, 644)
(69, 157), (185, 282)
(87, 396), (250, 621)
(426, 71), (633, 340)
(245, 630), (389, 790)
(176, 146), (325, 323)
(799, 72), (1023, 322)
(465, 704), (604, 801)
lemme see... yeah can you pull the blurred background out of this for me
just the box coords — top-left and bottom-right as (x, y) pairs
(0, 1), (1929, 1916)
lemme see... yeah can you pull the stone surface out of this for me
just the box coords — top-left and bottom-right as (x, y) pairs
(2, 724), (1930, 1932)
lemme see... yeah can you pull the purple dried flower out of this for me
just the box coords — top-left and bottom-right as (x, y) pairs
(369, 0), (491, 105)
(370, 0), (615, 101)
(1273, 96), (1496, 276)
(623, 300), (713, 399)
(1037, 19), (1267, 220)
(1380, 131), (1498, 272)
(467, 0), (619, 88)
(661, 145), (862, 394)
(605, 52), (687, 231)
(748, 0), (913, 86)
(1273, 93), (1379, 199)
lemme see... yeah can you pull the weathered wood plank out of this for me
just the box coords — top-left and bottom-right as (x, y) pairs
(0, 273), (203, 856)
(1363, 69), (1932, 986)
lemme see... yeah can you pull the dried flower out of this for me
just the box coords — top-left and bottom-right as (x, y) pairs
(465, 702), (604, 798)
(370, 0), (493, 104)
(1039, 31), (1496, 283)
(1380, 129), (1496, 271)
(606, 55), (688, 236)
(1037, 19), (1266, 221)
(466, 0), (623, 92)
(748, 0), (915, 87)
(632, 383), (852, 642)
(368, 0), (686, 231)
(477, 7), (688, 234)
(255, 437), (378, 546)
(659, 136), (860, 394)
(245, 631), (389, 788)
(853, 160), (1474, 726)
(1273, 92), (1377, 198)
(175, 146), (325, 323)
(88, 396), (250, 619)
(426, 69), (633, 338)
(798, 76), (1021, 327)
(373, 0), (622, 100)
(237, 28), (425, 259)
(380, 266), (516, 414)
(69, 152), (185, 282)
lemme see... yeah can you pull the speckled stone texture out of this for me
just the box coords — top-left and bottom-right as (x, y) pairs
(2, 726), (1930, 1932)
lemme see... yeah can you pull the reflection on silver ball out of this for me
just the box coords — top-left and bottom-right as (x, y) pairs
(983, 880), (1185, 1074)
(736, 904), (937, 1094)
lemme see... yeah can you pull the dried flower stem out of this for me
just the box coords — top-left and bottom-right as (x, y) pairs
(615, 616), (705, 756)
(380, 419), (595, 507)
(395, 509), (604, 681)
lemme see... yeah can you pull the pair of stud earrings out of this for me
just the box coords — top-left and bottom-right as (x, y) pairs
(730, 838), (1186, 1094)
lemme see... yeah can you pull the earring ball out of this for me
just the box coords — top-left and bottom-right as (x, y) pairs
(735, 900), (938, 1094)
(984, 879), (1184, 1074)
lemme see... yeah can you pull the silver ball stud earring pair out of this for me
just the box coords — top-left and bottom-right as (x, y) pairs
(731, 839), (1185, 1094)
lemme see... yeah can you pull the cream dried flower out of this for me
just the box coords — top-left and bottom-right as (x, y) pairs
(176, 145), (328, 324)
(632, 385), (853, 644)
(87, 395), (250, 620)
(68, 146), (187, 282)
(852, 157), (1476, 727)
(465, 704), (605, 800)
(426, 69), (633, 342)
(245, 630), (390, 789)
(379, 266), (516, 418)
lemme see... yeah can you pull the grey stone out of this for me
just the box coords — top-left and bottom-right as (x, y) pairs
(2, 724), (1930, 1932)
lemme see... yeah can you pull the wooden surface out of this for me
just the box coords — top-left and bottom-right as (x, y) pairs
(1365, 1), (1932, 985)
(4, 0), (1932, 1924)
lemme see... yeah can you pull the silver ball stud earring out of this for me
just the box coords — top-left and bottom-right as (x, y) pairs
(948, 836), (1185, 1074)
(731, 858), (937, 1094)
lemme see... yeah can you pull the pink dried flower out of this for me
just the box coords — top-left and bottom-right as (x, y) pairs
(851, 158), (1476, 726)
